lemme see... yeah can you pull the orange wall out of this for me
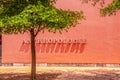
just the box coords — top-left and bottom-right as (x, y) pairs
(2, 0), (120, 64)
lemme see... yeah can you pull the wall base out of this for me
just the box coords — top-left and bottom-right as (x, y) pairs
(1, 63), (120, 67)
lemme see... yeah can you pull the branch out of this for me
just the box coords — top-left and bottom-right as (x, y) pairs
(34, 25), (45, 37)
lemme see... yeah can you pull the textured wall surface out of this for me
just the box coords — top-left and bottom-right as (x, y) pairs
(2, 0), (120, 64)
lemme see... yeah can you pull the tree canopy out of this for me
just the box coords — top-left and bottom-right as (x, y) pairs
(0, 0), (120, 34)
(80, 0), (120, 16)
(82, 0), (120, 16)
(0, 0), (85, 34)
(100, 0), (120, 16)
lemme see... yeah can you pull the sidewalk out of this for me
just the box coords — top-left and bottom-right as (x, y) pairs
(0, 67), (120, 80)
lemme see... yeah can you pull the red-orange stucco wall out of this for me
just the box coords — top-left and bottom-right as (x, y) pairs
(2, 0), (120, 64)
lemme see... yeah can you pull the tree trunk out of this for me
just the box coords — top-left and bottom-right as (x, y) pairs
(30, 29), (36, 80)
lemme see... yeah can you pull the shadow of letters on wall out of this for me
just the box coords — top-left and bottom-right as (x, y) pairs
(19, 39), (87, 54)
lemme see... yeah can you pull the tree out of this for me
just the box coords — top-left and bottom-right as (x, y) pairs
(80, 0), (120, 16)
(0, 0), (85, 80)
(100, 0), (120, 16)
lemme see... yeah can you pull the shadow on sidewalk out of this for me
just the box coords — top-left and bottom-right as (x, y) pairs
(0, 73), (61, 80)
(0, 70), (120, 80)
